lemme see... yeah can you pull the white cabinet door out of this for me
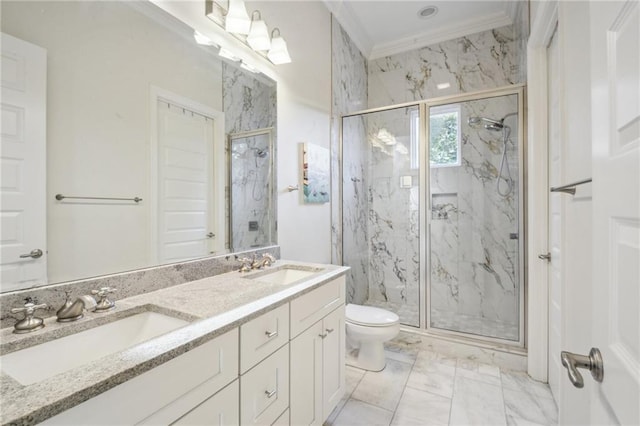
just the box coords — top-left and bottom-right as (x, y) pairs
(172, 380), (239, 426)
(590, 1), (639, 424)
(290, 321), (323, 426)
(290, 305), (346, 425)
(240, 344), (289, 426)
(321, 307), (345, 420)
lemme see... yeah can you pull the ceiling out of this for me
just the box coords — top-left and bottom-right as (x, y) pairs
(324, 0), (517, 59)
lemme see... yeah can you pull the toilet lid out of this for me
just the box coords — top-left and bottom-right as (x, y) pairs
(345, 304), (400, 327)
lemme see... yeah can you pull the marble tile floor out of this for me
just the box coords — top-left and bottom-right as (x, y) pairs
(326, 344), (557, 426)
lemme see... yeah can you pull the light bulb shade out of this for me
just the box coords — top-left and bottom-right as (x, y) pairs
(225, 0), (251, 34)
(267, 35), (291, 64)
(247, 19), (271, 51)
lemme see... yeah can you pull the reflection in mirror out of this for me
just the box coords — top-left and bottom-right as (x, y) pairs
(229, 128), (275, 251)
(0, 1), (277, 293)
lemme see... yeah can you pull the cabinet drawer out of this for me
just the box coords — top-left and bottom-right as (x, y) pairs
(290, 276), (345, 338)
(172, 380), (239, 426)
(44, 329), (239, 426)
(272, 409), (289, 426)
(240, 303), (289, 373)
(240, 344), (289, 426)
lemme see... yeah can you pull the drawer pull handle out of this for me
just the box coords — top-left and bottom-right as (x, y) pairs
(319, 333), (328, 339)
(265, 330), (278, 338)
(265, 389), (277, 398)
(326, 328), (334, 333)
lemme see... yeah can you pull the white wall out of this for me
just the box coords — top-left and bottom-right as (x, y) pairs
(529, 1), (601, 422)
(2, 1), (224, 283)
(255, 1), (333, 263)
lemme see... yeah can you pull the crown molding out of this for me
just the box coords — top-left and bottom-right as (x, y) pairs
(505, 0), (520, 23)
(323, 0), (373, 58)
(369, 10), (513, 59)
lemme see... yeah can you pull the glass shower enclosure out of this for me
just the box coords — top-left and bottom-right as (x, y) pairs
(341, 86), (524, 346)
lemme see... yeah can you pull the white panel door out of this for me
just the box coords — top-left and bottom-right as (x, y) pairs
(0, 33), (47, 291)
(546, 27), (562, 402)
(157, 100), (215, 263)
(590, 1), (639, 424)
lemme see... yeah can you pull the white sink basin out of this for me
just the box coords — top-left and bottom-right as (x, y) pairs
(250, 266), (321, 285)
(1, 311), (188, 385)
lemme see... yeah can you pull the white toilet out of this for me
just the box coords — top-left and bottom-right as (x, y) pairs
(345, 304), (400, 371)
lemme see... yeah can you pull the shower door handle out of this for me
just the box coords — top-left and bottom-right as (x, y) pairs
(538, 253), (551, 261)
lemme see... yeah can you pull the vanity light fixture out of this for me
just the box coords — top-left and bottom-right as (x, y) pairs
(219, 47), (241, 61)
(224, 0), (251, 34)
(267, 28), (291, 64)
(246, 11), (271, 51)
(193, 30), (217, 46)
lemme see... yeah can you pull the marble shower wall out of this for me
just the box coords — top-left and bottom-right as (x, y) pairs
(429, 95), (520, 341)
(223, 63), (277, 251)
(229, 132), (273, 250)
(330, 17), (368, 304)
(223, 63), (277, 134)
(333, 17), (527, 334)
(368, 25), (526, 109)
(364, 25), (525, 333)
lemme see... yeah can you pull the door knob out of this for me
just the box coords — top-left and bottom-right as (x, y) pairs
(19, 249), (43, 259)
(560, 347), (604, 388)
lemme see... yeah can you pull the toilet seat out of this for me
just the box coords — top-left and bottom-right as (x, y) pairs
(345, 304), (400, 327)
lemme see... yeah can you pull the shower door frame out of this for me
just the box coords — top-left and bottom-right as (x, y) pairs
(339, 84), (527, 349)
(423, 85), (526, 348)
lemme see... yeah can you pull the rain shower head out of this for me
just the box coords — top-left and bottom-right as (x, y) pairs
(468, 116), (504, 131)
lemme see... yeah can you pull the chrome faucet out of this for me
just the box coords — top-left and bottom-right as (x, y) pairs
(56, 294), (97, 322)
(253, 253), (276, 269)
(238, 253), (276, 272)
(91, 287), (117, 312)
(238, 256), (253, 272)
(11, 297), (48, 334)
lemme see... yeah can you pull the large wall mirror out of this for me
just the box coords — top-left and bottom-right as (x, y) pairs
(0, 0), (277, 293)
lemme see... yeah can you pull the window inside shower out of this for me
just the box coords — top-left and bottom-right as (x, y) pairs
(341, 87), (524, 346)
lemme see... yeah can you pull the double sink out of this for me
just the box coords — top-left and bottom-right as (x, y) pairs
(0, 264), (321, 387)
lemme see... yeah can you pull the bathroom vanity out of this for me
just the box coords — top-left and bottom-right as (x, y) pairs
(0, 261), (348, 425)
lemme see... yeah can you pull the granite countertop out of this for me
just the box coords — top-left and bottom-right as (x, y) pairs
(0, 260), (349, 426)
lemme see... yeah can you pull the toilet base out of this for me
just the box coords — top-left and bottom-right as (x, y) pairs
(346, 337), (387, 372)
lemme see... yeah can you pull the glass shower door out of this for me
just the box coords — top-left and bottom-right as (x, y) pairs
(342, 105), (421, 327)
(427, 93), (522, 342)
